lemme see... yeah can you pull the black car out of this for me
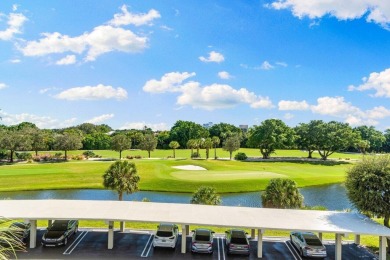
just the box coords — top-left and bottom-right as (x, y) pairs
(41, 220), (78, 247)
(225, 229), (250, 255)
(0, 222), (31, 247)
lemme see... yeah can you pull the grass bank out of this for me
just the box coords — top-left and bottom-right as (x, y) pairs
(0, 155), (350, 193)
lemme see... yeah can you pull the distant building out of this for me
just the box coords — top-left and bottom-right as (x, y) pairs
(203, 122), (214, 129)
(239, 125), (248, 133)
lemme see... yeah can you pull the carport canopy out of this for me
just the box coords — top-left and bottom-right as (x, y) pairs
(0, 200), (389, 259)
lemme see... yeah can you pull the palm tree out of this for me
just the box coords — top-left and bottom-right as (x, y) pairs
(187, 139), (196, 158)
(261, 179), (304, 209)
(168, 141), (180, 158)
(103, 160), (140, 201)
(190, 186), (221, 205)
(103, 160), (140, 231)
(0, 217), (25, 260)
(212, 136), (220, 159)
(202, 138), (213, 159)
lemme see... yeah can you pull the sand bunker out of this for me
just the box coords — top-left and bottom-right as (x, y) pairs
(172, 165), (207, 171)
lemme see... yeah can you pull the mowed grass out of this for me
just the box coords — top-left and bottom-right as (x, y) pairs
(0, 149), (351, 192)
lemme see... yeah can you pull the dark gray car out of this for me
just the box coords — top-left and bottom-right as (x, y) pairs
(41, 220), (78, 247)
(225, 229), (250, 255)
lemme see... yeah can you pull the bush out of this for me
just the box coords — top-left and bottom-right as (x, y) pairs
(0, 150), (8, 160)
(15, 152), (32, 161)
(72, 154), (84, 160)
(54, 153), (63, 159)
(83, 150), (96, 158)
(234, 152), (247, 161)
(191, 152), (201, 158)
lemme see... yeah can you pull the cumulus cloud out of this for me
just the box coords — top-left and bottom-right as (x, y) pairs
(120, 121), (169, 131)
(109, 5), (160, 27)
(55, 84), (127, 100)
(143, 72), (273, 110)
(86, 114), (114, 124)
(267, 0), (390, 29)
(9, 58), (21, 63)
(278, 100), (310, 110)
(348, 68), (390, 97)
(143, 72), (196, 93)
(199, 51), (225, 63)
(18, 6), (159, 62)
(0, 110), (77, 129)
(56, 55), (76, 65)
(218, 71), (232, 80)
(0, 83), (8, 90)
(310, 96), (362, 117)
(0, 12), (28, 41)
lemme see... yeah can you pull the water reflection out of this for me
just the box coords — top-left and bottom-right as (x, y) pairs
(0, 184), (352, 211)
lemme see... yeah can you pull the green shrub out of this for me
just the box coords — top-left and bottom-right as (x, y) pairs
(82, 150), (95, 158)
(234, 152), (247, 161)
(15, 152), (32, 161)
(191, 152), (201, 158)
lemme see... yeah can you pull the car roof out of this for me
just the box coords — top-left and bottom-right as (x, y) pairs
(230, 230), (246, 238)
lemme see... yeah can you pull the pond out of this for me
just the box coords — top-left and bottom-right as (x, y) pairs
(0, 184), (353, 211)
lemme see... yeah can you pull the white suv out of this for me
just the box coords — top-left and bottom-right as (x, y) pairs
(153, 223), (179, 248)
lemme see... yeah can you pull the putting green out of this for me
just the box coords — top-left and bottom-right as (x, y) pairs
(170, 170), (286, 181)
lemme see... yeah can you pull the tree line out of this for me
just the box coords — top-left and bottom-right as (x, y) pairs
(1, 119), (390, 162)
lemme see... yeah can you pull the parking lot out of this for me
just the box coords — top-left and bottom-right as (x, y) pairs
(16, 229), (378, 259)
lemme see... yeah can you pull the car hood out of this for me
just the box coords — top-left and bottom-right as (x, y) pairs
(44, 231), (65, 239)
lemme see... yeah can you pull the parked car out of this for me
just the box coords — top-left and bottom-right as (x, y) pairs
(41, 220), (78, 247)
(191, 228), (215, 254)
(290, 231), (327, 258)
(0, 222), (31, 247)
(225, 229), (250, 255)
(153, 223), (179, 248)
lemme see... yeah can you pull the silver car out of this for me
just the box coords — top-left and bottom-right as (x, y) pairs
(153, 223), (179, 248)
(290, 231), (327, 258)
(191, 228), (215, 254)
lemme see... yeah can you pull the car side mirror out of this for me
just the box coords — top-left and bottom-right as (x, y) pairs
(157, 225), (159, 228)
(191, 230), (195, 232)
(225, 231), (229, 234)
(245, 232), (248, 235)
(211, 231), (215, 234)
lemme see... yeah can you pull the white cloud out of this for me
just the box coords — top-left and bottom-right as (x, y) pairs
(0, 12), (28, 41)
(143, 72), (273, 110)
(0, 83), (8, 90)
(55, 84), (128, 100)
(86, 114), (114, 124)
(267, 0), (390, 29)
(218, 71), (232, 80)
(120, 121), (169, 131)
(143, 72), (196, 93)
(177, 82), (273, 110)
(199, 51), (225, 63)
(278, 100), (310, 110)
(276, 61), (288, 67)
(306, 96), (390, 126)
(9, 58), (21, 63)
(310, 96), (362, 117)
(109, 5), (160, 27)
(18, 6), (159, 62)
(348, 68), (390, 97)
(0, 110), (77, 129)
(56, 55), (76, 65)
(260, 61), (275, 70)
(12, 4), (19, 11)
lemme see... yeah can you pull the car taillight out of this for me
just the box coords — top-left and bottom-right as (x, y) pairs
(304, 246), (312, 250)
(244, 245), (249, 249)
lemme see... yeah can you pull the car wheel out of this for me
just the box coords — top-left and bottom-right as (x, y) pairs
(64, 237), (68, 246)
(300, 248), (305, 258)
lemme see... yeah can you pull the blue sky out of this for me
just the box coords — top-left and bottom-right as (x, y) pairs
(1, 0), (390, 131)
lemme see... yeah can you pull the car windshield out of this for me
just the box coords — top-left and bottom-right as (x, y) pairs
(156, 231), (173, 237)
(50, 222), (68, 231)
(195, 234), (210, 241)
(305, 238), (323, 246)
(231, 237), (247, 244)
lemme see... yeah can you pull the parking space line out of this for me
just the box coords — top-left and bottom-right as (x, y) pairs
(217, 237), (225, 260)
(63, 231), (89, 255)
(141, 234), (153, 258)
(284, 240), (301, 260)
